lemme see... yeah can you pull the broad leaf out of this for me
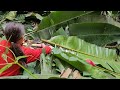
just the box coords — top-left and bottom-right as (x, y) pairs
(52, 48), (118, 79)
(15, 14), (25, 23)
(69, 23), (120, 46)
(38, 11), (93, 30)
(49, 35), (120, 74)
(35, 13), (43, 20)
(53, 27), (68, 36)
(6, 11), (17, 20)
(23, 61), (37, 76)
(35, 11), (94, 39)
(25, 12), (43, 20)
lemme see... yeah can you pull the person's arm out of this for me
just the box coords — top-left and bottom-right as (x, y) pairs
(21, 45), (52, 63)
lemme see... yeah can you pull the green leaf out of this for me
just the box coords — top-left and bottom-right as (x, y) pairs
(23, 67), (35, 76)
(38, 11), (93, 30)
(6, 11), (17, 20)
(15, 14), (25, 23)
(25, 12), (43, 20)
(23, 61), (37, 76)
(69, 23), (120, 46)
(52, 48), (115, 79)
(76, 11), (107, 23)
(25, 12), (33, 17)
(52, 47), (62, 54)
(49, 35), (120, 74)
(53, 27), (68, 36)
(36, 11), (105, 39)
(40, 53), (52, 74)
(54, 58), (65, 72)
(35, 13), (43, 20)
(1, 36), (6, 40)
(35, 28), (53, 39)
(83, 71), (91, 77)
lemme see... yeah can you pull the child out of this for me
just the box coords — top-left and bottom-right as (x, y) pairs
(0, 22), (52, 77)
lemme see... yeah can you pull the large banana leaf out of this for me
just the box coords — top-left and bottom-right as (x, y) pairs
(76, 11), (107, 23)
(69, 23), (120, 46)
(36, 11), (120, 42)
(52, 48), (118, 79)
(75, 11), (120, 28)
(48, 35), (120, 73)
(38, 11), (93, 30)
(35, 11), (93, 39)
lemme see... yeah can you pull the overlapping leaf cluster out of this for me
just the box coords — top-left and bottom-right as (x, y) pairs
(1, 11), (120, 79)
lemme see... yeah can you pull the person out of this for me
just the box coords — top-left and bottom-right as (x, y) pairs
(0, 22), (52, 77)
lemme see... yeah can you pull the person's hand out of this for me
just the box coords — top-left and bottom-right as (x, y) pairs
(41, 43), (54, 49)
(49, 46), (54, 49)
(29, 43), (45, 48)
(41, 43), (46, 48)
(30, 43), (54, 49)
(41, 44), (53, 54)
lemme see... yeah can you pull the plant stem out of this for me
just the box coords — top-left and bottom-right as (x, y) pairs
(16, 62), (39, 79)
(41, 39), (108, 60)
(42, 39), (120, 77)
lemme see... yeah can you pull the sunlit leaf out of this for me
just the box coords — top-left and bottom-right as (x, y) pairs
(38, 11), (93, 30)
(49, 35), (120, 74)
(6, 11), (17, 20)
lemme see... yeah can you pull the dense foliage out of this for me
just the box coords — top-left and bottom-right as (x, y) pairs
(0, 11), (120, 79)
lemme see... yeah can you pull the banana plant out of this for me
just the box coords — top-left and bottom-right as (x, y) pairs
(40, 35), (120, 78)
(35, 11), (120, 41)
(1, 11), (120, 79)
(52, 47), (117, 79)
(34, 11), (94, 39)
(68, 22), (120, 46)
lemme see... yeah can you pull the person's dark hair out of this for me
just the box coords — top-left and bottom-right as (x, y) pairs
(3, 22), (27, 74)
(4, 22), (25, 43)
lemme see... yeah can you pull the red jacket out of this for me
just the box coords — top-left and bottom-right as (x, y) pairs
(0, 40), (51, 77)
